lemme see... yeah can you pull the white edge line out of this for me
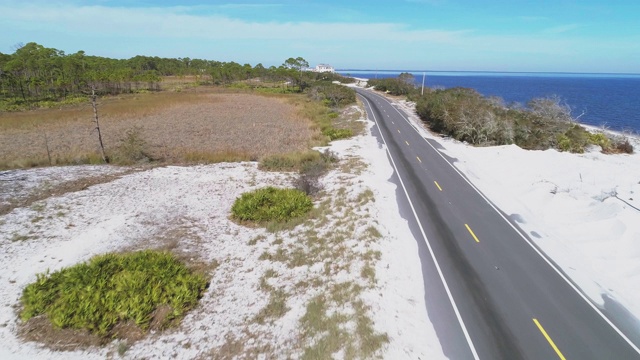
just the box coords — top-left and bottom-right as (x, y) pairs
(358, 93), (481, 360)
(365, 89), (640, 354)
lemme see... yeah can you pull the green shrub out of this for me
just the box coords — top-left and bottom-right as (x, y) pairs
(20, 250), (208, 337)
(111, 126), (150, 165)
(306, 83), (356, 108)
(322, 127), (353, 141)
(556, 134), (572, 152)
(368, 73), (417, 96)
(231, 187), (313, 222)
(589, 132), (611, 150)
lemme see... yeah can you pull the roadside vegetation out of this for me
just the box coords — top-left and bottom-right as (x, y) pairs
(231, 187), (313, 223)
(234, 157), (388, 359)
(368, 74), (633, 154)
(20, 250), (208, 342)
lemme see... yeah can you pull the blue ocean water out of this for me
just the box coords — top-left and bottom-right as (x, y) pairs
(339, 71), (640, 133)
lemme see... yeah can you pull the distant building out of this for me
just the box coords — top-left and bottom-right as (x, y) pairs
(313, 64), (335, 73)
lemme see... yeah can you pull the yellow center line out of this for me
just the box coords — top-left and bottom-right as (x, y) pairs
(434, 181), (443, 191)
(405, 141), (410, 146)
(416, 156), (422, 163)
(465, 224), (480, 243)
(533, 318), (567, 360)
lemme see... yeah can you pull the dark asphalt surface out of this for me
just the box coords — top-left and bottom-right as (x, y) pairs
(356, 87), (640, 360)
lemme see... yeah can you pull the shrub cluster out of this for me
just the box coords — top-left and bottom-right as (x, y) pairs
(231, 187), (313, 222)
(368, 73), (417, 96)
(307, 82), (356, 108)
(20, 250), (208, 337)
(415, 88), (633, 153)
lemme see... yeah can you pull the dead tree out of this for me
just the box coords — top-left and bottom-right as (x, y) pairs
(90, 87), (109, 163)
(44, 131), (52, 165)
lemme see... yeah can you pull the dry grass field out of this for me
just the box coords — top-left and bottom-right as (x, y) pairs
(0, 88), (317, 169)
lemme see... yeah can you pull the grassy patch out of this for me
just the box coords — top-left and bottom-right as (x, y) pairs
(259, 151), (326, 172)
(254, 269), (289, 325)
(300, 283), (388, 359)
(254, 289), (289, 325)
(0, 90), (313, 170)
(20, 250), (208, 338)
(232, 187), (313, 223)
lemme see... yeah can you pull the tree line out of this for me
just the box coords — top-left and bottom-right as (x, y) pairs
(0, 43), (349, 107)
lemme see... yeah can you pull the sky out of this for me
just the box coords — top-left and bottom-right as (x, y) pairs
(0, 0), (639, 73)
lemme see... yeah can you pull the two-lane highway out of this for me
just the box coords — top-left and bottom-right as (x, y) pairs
(356, 87), (640, 359)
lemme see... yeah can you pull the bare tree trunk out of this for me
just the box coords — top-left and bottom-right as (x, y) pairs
(90, 87), (109, 163)
(44, 131), (52, 165)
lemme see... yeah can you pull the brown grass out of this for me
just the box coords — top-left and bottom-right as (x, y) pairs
(0, 88), (316, 169)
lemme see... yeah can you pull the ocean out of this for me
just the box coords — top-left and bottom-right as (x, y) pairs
(338, 71), (640, 133)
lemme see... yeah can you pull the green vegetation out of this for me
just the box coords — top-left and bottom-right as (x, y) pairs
(415, 88), (634, 153)
(260, 150), (335, 172)
(20, 250), (208, 337)
(300, 284), (388, 359)
(368, 72), (417, 96)
(231, 187), (313, 223)
(0, 42), (356, 111)
(110, 126), (151, 165)
(308, 83), (356, 108)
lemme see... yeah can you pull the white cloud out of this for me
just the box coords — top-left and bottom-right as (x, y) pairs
(0, 3), (468, 43)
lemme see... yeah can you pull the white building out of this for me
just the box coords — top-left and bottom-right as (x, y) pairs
(313, 64), (335, 73)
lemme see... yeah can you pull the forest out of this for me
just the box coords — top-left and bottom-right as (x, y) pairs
(0, 42), (348, 110)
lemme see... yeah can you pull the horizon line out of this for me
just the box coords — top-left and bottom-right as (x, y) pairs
(336, 69), (640, 76)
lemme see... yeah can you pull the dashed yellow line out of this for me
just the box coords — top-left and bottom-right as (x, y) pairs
(405, 140), (410, 146)
(434, 181), (443, 191)
(465, 224), (480, 243)
(533, 318), (567, 360)
(416, 156), (422, 163)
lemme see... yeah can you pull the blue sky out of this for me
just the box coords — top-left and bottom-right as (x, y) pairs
(1, 0), (639, 73)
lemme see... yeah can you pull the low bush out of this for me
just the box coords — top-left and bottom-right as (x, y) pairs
(296, 150), (338, 195)
(415, 87), (514, 146)
(306, 83), (356, 108)
(588, 132), (612, 150)
(323, 127), (353, 141)
(20, 250), (208, 338)
(231, 187), (313, 222)
(368, 73), (417, 96)
(111, 126), (151, 165)
(415, 88), (630, 153)
(615, 138), (634, 154)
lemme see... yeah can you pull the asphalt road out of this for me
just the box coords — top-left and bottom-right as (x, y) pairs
(356, 87), (640, 360)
